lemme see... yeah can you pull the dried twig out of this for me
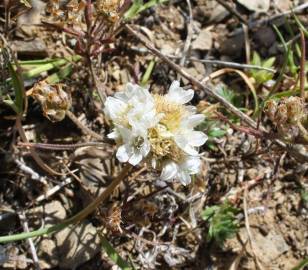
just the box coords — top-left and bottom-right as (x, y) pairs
(231, 2), (308, 36)
(187, 58), (276, 73)
(18, 141), (107, 151)
(243, 188), (264, 270)
(125, 25), (257, 128)
(216, 0), (247, 24)
(65, 110), (105, 141)
(14, 158), (48, 185)
(0, 164), (132, 243)
(16, 117), (65, 176)
(18, 211), (41, 270)
(35, 177), (73, 203)
(125, 25), (308, 162)
(300, 29), (306, 99)
(178, 0), (193, 71)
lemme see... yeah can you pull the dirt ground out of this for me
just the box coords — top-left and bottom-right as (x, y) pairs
(0, 0), (307, 269)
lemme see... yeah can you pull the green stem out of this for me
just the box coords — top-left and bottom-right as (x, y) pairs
(141, 60), (155, 86)
(22, 55), (81, 79)
(0, 164), (132, 243)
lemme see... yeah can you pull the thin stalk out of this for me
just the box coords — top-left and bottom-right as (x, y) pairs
(18, 142), (107, 151)
(300, 30), (306, 99)
(298, 122), (308, 142)
(0, 164), (132, 243)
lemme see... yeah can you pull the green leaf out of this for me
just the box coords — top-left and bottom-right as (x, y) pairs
(46, 63), (73, 84)
(216, 87), (236, 104)
(20, 55), (81, 79)
(124, 0), (168, 20)
(8, 62), (24, 114)
(208, 128), (226, 138)
(201, 206), (219, 220)
(3, 98), (18, 113)
(251, 52), (261, 66)
(201, 201), (239, 246)
(141, 60), (156, 86)
(300, 189), (308, 203)
(100, 235), (133, 270)
(291, 258), (308, 270)
(263, 57), (276, 69)
(249, 52), (275, 86)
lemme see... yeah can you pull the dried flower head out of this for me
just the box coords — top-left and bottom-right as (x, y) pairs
(96, 0), (124, 22)
(104, 81), (207, 185)
(264, 96), (307, 142)
(265, 96), (306, 125)
(31, 82), (71, 122)
(102, 203), (123, 233)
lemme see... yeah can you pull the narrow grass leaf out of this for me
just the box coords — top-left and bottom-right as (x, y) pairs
(8, 62), (24, 114)
(100, 235), (133, 270)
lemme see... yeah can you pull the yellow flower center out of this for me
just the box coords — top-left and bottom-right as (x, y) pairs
(153, 94), (186, 132)
(148, 125), (183, 162)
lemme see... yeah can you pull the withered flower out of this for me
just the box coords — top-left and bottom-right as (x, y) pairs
(264, 96), (307, 141)
(265, 96), (305, 125)
(96, 0), (125, 22)
(31, 81), (71, 122)
(102, 203), (123, 233)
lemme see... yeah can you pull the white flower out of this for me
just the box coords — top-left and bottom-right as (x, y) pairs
(104, 81), (208, 185)
(116, 127), (150, 166)
(163, 81), (208, 155)
(174, 114), (208, 155)
(104, 83), (157, 130)
(104, 83), (159, 166)
(160, 156), (201, 185)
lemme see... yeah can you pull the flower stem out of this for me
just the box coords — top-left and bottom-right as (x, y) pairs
(0, 164), (132, 243)
(298, 121), (308, 142)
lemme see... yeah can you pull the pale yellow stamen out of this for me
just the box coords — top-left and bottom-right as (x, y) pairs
(148, 126), (183, 162)
(153, 95), (186, 132)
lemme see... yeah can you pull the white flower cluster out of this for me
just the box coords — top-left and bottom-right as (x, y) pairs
(104, 81), (207, 185)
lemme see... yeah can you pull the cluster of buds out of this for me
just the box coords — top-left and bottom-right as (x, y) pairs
(104, 81), (207, 185)
(31, 81), (71, 122)
(264, 96), (307, 141)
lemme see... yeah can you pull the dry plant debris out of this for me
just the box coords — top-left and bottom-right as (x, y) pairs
(0, 0), (307, 269)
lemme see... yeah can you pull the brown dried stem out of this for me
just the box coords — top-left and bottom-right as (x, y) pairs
(299, 29), (306, 99)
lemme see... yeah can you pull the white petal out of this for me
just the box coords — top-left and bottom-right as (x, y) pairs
(181, 114), (205, 129)
(185, 105), (197, 114)
(129, 152), (143, 166)
(166, 81), (194, 104)
(140, 140), (151, 157)
(169, 80), (180, 92)
(160, 161), (178, 180)
(181, 156), (201, 174)
(115, 83), (136, 101)
(117, 127), (133, 143)
(151, 158), (157, 169)
(178, 171), (191, 185)
(107, 130), (119, 140)
(104, 97), (126, 120)
(175, 134), (198, 155)
(116, 145), (129, 162)
(189, 131), (208, 146)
